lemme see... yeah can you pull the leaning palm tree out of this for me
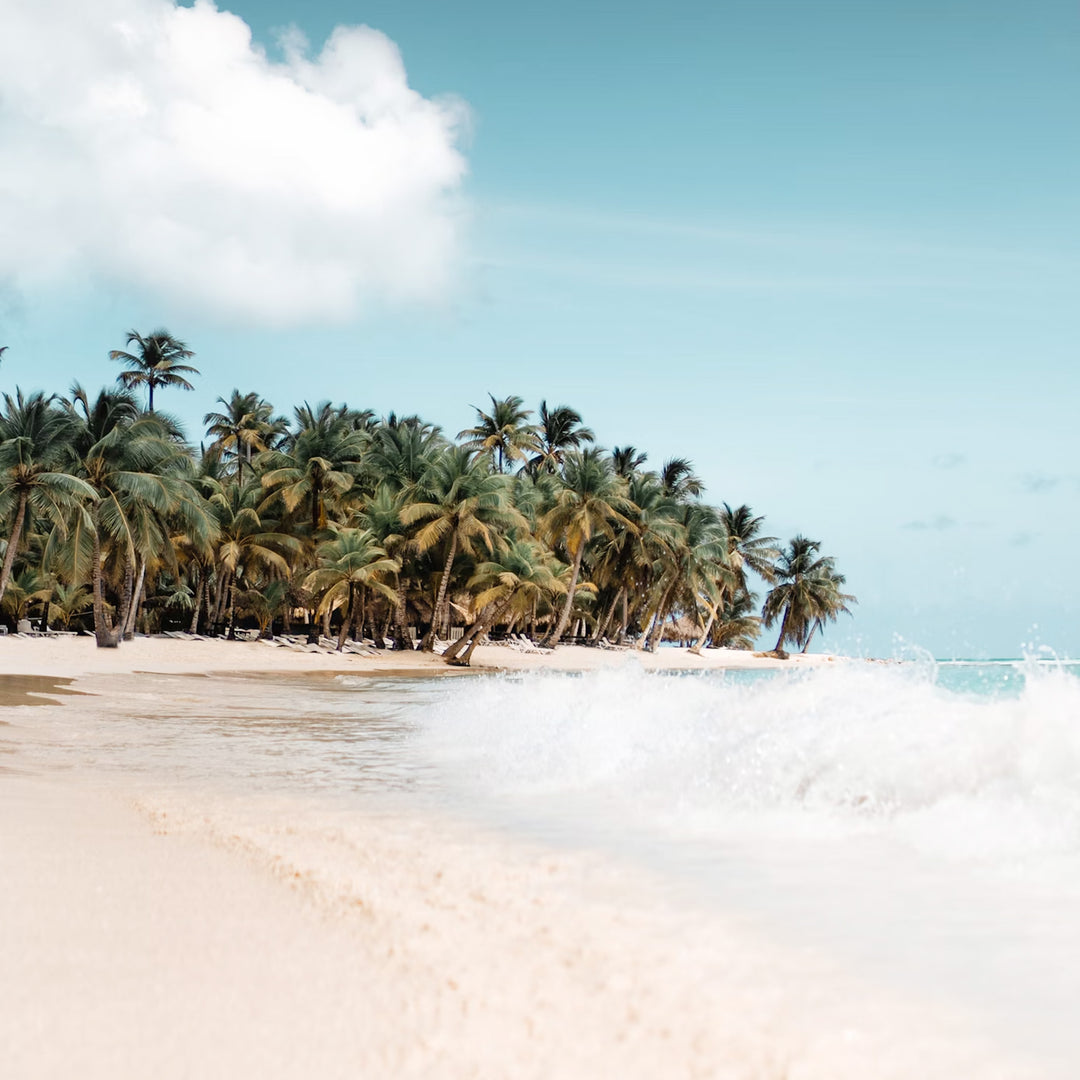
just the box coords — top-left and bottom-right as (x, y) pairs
(0, 390), (95, 604)
(762, 536), (848, 654)
(304, 528), (400, 650)
(443, 538), (566, 666)
(525, 401), (594, 475)
(458, 394), (536, 474)
(539, 449), (635, 647)
(109, 329), (199, 413)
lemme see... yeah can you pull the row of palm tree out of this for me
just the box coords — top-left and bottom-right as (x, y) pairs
(0, 331), (855, 660)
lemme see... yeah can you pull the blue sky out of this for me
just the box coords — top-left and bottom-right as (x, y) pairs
(2, 0), (1078, 657)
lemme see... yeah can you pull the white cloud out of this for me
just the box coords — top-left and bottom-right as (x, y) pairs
(0, 0), (469, 324)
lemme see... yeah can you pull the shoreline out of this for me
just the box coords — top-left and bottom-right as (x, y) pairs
(0, 634), (846, 681)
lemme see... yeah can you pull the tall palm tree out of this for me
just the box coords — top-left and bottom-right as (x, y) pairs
(204, 390), (287, 482)
(458, 394), (536, 474)
(70, 404), (214, 647)
(526, 401), (594, 475)
(762, 536), (846, 654)
(539, 449), (635, 647)
(400, 445), (523, 647)
(0, 390), (95, 604)
(109, 329), (199, 413)
(304, 527), (400, 650)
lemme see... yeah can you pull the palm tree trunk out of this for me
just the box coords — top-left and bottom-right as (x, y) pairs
(423, 534), (458, 650)
(801, 622), (818, 654)
(774, 606), (792, 652)
(541, 543), (584, 648)
(689, 600), (718, 655)
(0, 490), (28, 605)
(645, 579), (676, 652)
(337, 583), (354, 651)
(227, 579), (237, 640)
(123, 556), (147, 640)
(118, 556), (134, 639)
(392, 579), (409, 649)
(91, 519), (118, 648)
(189, 569), (204, 634)
(148, 382), (154, 413)
(591, 587), (623, 644)
(211, 568), (228, 628)
(616, 590), (629, 644)
(445, 596), (514, 665)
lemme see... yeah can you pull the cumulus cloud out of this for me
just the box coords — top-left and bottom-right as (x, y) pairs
(0, 0), (469, 324)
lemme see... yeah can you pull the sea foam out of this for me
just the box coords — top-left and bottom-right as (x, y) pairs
(414, 660), (1080, 867)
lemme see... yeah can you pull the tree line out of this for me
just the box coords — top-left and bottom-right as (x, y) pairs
(0, 330), (855, 662)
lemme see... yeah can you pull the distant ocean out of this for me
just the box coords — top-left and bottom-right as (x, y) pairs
(19, 657), (1080, 1075)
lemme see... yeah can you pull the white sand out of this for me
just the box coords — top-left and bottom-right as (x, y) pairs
(0, 641), (1033, 1079)
(0, 633), (841, 680)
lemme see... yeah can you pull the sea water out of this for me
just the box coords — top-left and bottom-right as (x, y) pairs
(10, 657), (1080, 1074)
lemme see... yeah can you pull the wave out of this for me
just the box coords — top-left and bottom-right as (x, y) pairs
(413, 660), (1080, 865)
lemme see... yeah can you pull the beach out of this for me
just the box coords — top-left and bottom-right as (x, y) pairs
(0, 639), (1056, 1078)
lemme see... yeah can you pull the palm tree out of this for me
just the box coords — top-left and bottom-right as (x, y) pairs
(458, 394), (536, 474)
(646, 502), (727, 652)
(659, 457), (704, 500)
(685, 504), (778, 654)
(0, 390), (95, 605)
(799, 567), (856, 652)
(539, 449), (635, 647)
(109, 329), (199, 413)
(1, 566), (53, 627)
(363, 416), (446, 494)
(400, 446), (523, 647)
(526, 401), (594, 475)
(762, 536), (845, 654)
(204, 390), (287, 483)
(719, 504), (779, 591)
(70, 403), (214, 647)
(443, 538), (565, 666)
(259, 402), (366, 536)
(304, 528), (400, 650)
(47, 581), (93, 630)
(612, 445), (648, 478)
(710, 590), (762, 650)
(207, 478), (300, 638)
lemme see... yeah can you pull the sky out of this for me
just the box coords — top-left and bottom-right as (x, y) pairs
(1, 0), (1077, 658)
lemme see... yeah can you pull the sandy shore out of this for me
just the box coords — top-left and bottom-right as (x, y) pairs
(0, 633), (842, 681)
(0, 642), (1033, 1079)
